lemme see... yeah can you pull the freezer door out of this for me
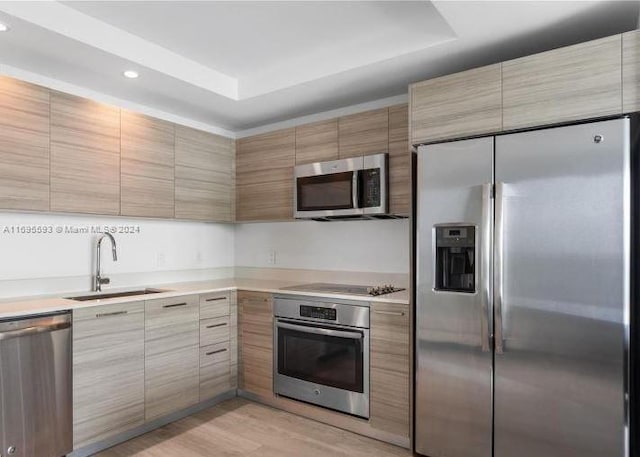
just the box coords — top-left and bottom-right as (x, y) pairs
(416, 137), (493, 457)
(494, 119), (629, 457)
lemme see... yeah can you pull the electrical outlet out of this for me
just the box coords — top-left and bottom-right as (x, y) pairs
(268, 249), (277, 265)
(156, 252), (166, 268)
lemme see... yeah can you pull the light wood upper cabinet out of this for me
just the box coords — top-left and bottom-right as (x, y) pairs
(145, 295), (200, 421)
(175, 125), (235, 222)
(388, 104), (410, 217)
(623, 29), (640, 113)
(50, 91), (121, 215)
(121, 111), (175, 218)
(0, 77), (50, 211)
(503, 35), (622, 130)
(370, 301), (411, 438)
(236, 128), (295, 221)
(73, 302), (145, 449)
(295, 119), (339, 165)
(238, 291), (274, 398)
(410, 64), (502, 144)
(338, 108), (389, 159)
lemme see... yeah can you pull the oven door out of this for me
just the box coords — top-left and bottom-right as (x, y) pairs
(294, 156), (364, 219)
(274, 319), (370, 418)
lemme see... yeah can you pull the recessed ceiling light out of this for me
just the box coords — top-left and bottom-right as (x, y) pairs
(0, 22), (9, 32)
(123, 70), (139, 79)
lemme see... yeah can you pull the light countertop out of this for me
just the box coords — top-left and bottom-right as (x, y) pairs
(0, 277), (409, 319)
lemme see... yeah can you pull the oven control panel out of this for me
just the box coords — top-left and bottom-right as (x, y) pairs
(300, 305), (337, 321)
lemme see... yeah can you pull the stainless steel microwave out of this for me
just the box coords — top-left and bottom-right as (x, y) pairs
(294, 153), (391, 220)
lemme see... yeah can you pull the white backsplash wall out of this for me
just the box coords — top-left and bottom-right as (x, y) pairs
(0, 212), (234, 297)
(235, 219), (410, 274)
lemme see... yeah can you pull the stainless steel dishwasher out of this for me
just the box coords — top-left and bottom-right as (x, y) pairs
(0, 312), (72, 457)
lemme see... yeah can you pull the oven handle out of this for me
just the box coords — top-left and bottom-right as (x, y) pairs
(276, 321), (363, 340)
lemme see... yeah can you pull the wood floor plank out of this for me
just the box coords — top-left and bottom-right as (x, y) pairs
(97, 398), (411, 457)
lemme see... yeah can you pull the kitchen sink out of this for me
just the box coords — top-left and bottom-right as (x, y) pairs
(66, 288), (169, 301)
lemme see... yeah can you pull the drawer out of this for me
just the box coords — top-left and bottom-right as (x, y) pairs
(200, 342), (231, 401)
(73, 301), (144, 323)
(200, 341), (230, 366)
(200, 316), (230, 347)
(200, 292), (230, 320)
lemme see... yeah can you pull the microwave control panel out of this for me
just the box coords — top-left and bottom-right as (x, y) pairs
(361, 168), (381, 208)
(300, 305), (337, 321)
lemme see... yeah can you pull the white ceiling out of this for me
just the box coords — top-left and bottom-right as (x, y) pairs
(0, 1), (637, 133)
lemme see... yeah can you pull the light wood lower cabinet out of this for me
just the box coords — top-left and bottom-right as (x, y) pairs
(200, 342), (231, 400)
(238, 291), (274, 398)
(370, 301), (411, 438)
(144, 295), (200, 421)
(72, 302), (145, 449)
(199, 291), (237, 402)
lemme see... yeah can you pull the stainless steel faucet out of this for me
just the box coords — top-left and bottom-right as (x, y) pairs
(94, 232), (118, 292)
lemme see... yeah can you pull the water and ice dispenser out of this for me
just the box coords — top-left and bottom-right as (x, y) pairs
(434, 225), (476, 293)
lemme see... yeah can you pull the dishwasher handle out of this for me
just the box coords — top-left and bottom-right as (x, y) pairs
(0, 318), (71, 341)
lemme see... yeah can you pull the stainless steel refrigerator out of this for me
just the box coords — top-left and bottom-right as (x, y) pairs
(415, 118), (630, 457)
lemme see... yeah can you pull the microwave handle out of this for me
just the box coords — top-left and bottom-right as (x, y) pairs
(352, 171), (360, 209)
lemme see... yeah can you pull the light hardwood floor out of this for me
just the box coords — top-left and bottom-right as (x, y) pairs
(97, 398), (412, 457)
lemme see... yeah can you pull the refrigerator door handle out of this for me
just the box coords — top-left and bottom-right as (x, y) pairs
(494, 181), (505, 354)
(481, 183), (493, 352)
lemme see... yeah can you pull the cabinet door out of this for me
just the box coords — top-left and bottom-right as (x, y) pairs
(623, 29), (640, 113)
(238, 291), (273, 398)
(236, 128), (295, 221)
(388, 104), (410, 217)
(338, 108), (388, 159)
(410, 64), (502, 144)
(370, 302), (410, 438)
(0, 76), (50, 211)
(295, 119), (338, 165)
(73, 302), (145, 448)
(503, 35), (622, 130)
(50, 91), (121, 215)
(121, 111), (175, 218)
(175, 125), (234, 222)
(145, 295), (199, 421)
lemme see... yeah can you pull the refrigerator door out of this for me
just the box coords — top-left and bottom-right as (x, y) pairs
(494, 119), (629, 457)
(416, 137), (493, 457)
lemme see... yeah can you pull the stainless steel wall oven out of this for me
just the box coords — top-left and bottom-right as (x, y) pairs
(273, 295), (370, 418)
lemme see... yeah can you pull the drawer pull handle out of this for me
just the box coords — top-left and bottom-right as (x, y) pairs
(96, 311), (128, 318)
(163, 302), (187, 309)
(205, 297), (227, 302)
(373, 310), (405, 316)
(206, 323), (227, 329)
(206, 348), (227, 356)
